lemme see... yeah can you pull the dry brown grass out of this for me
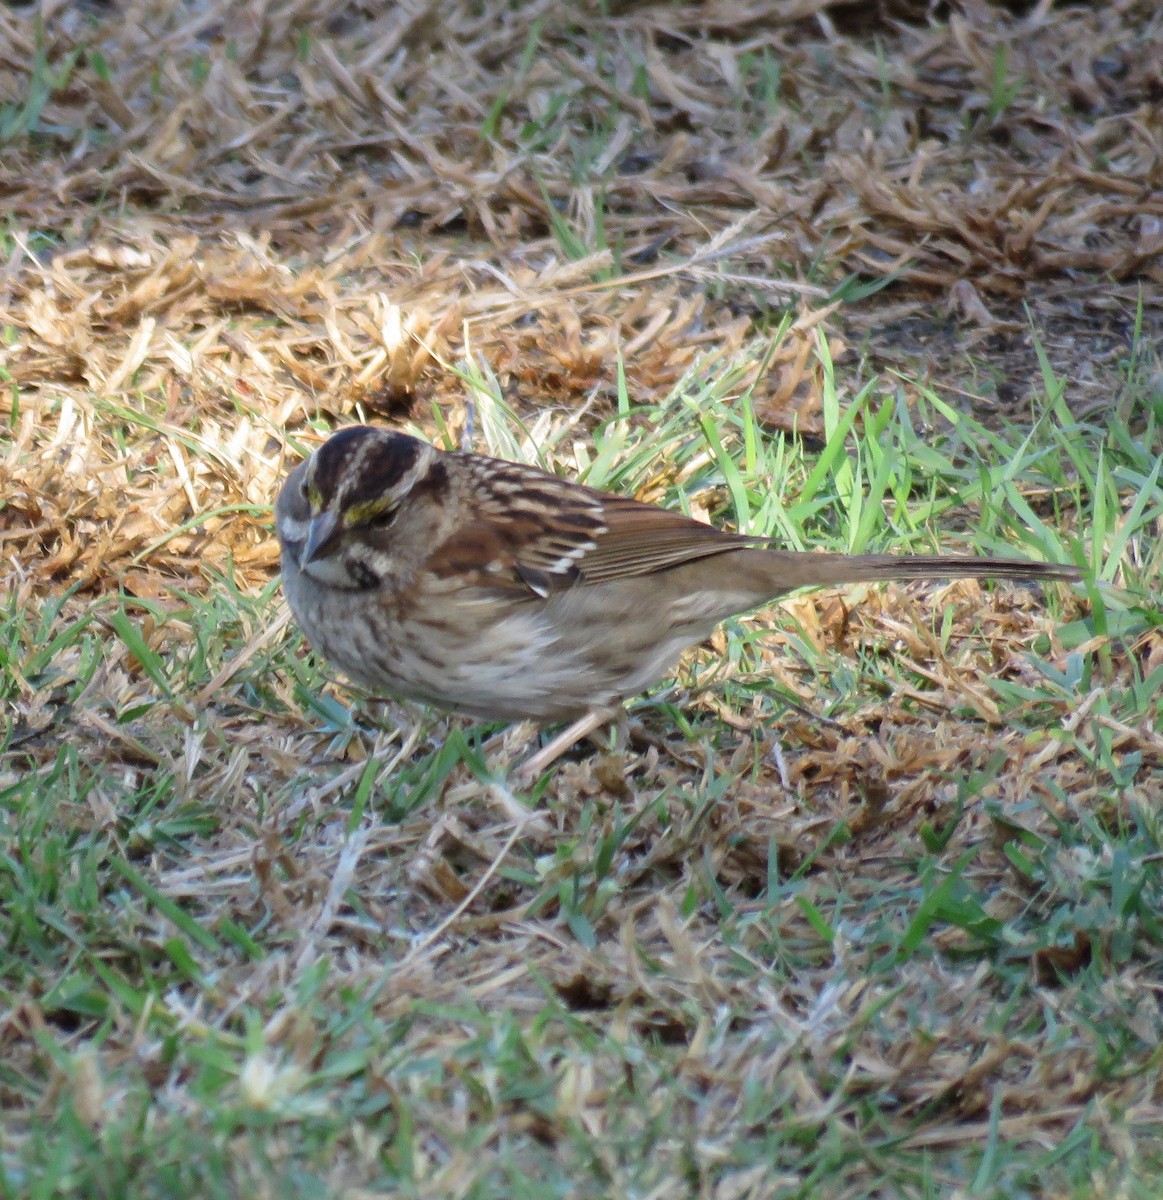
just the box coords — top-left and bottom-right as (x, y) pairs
(2, 2), (1161, 1196)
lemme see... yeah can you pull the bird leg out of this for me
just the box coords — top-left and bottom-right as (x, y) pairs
(514, 706), (625, 783)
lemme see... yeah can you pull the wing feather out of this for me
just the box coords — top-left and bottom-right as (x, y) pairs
(431, 455), (761, 596)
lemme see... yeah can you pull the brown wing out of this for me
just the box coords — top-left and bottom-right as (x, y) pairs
(571, 493), (764, 583)
(434, 453), (763, 597)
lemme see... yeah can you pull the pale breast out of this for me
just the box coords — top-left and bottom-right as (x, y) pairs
(280, 549), (726, 722)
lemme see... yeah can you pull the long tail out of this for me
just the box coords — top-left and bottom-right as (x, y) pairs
(749, 550), (1082, 596)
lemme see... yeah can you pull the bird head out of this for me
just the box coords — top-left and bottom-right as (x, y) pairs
(277, 425), (435, 583)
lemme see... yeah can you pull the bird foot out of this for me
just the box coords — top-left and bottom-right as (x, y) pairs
(513, 708), (625, 785)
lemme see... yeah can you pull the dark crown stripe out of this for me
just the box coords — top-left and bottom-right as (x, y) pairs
(311, 426), (426, 507)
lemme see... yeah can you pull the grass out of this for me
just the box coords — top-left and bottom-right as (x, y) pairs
(2, 2), (1163, 1196)
(3, 328), (1161, 1197)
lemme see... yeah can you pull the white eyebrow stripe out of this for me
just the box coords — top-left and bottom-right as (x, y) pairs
(387, 442), (436, 501)
(334, 438), (435, 508)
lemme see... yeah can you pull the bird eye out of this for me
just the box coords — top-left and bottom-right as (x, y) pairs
(299, 477), (309, 500)
(365, 508), (398, 531)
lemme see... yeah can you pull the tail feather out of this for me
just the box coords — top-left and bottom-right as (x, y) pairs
(753, 550), (1082, 595)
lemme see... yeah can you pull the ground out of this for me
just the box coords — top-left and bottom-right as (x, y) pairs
(1, 2), (1161, 1197)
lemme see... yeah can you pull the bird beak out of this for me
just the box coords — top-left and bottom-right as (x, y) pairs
(301, 510), (342, 567)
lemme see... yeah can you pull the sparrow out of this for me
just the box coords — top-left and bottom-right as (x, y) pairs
(275, 425), (1080, 745)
